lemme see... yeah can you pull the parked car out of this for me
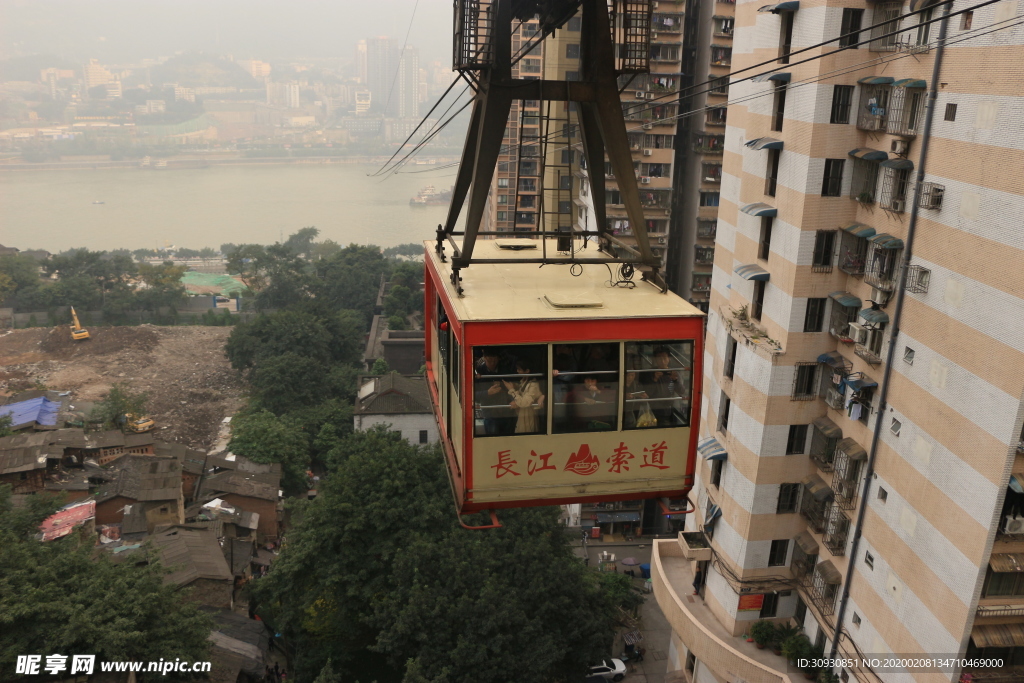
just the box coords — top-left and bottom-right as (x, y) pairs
(587, 658), (626, 681)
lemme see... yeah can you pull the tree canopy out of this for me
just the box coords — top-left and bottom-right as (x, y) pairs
(250, 430), (634, 683)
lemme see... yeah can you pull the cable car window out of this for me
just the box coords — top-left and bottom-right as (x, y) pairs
(552, 343), (620, 434)
(624, 341), (693, 429)
(473, 345), (547, 437)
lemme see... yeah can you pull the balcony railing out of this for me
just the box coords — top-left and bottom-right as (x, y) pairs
(838, 247), (866, 276)
(978, 605), (1024, 618)
(822, 505), (850, 556)
(854, 344), (883, 365)
(697, 223), (718, 239)
(800, 498), (828, 534)
(857, 113), (886, 132)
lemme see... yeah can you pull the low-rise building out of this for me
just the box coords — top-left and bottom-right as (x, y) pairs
(95, 455), (184, 533)
(353, 373), (437, 445)
(200, 469), (279, 542)
(150, 527), (234, 609)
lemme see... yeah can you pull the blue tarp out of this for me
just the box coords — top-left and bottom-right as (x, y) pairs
(0, 397), (60, 428)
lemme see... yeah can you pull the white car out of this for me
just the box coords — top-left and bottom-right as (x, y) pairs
(587, 658), (627, 681)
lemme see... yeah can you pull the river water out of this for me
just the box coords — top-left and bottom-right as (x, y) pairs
(0, 163), (460, 252)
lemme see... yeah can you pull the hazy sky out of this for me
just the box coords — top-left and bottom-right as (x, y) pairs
(0, 0), (454, 66)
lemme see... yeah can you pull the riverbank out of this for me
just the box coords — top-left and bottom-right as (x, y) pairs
(0, 155), (461, 172)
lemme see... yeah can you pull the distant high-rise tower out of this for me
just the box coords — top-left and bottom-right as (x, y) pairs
(396, 46), (419, 119)
(355, 40), (368, 84)
(365, 36), (393, 114)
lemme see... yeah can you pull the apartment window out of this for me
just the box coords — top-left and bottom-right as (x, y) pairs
(566, 43), (581, 59)
(778, 483), (801, 513)
(496, 211), (508, 221)
(718, 393), (732, 432)
(567, 16), (582, 31)
(839, 8), (864, 47)
(787, 424), (809, 454)
(812, 230), (836, 272)
(822, 159), (845, 196)
(497, 194), (508, 205)
(765, 148), (781, 197)
(850, 158), (880, 203)
(709, 75), (729, 95)
(700, 191), (721, 207)
(768, 540), (790, 566)
(497, 178), (509, 188)
(916, 1), (935, 45)
(960, 10), (973, 29)
(558, 200), (571, 214)
(711, 458), (725, 487)
(559, 175), (572, 190)
(752, 280), (766, 321)
(519, 178), (537, 192)
(702, 163), (723, 182)
(879, 166), (910, 211)
(831, 85), (854, 123)
(521, 58), (542, 73)
(724, 335), (738, 379)
(758, 216), (774, 260)
(515, 211), (535, 224)
(793, 364), (818, 400)
(870, 2), (902, 51)
(771, 87), (787, 131)
(519, 195), (536, 208)
(877, 487), (888, 502)
(865, 551), (875, 569)
(760, 592), (780, 618)
(779, 12), (795, 63)
(984, 568), (1024, 597)
(711, 45), (732, 65)
(419, 430), (429, 444)
(794, 597), (808, 627)
(890, 417), (902, 436)
(520, 160), (539, 175)
(565, 70), (580, 81)
(706, 106), (728, 125)
(804, 298), (826, 332)
(944, 103), (958, 121)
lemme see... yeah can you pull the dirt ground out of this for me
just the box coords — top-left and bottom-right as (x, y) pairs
(0, 325), (245, 450)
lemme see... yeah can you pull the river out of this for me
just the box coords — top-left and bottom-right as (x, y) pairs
(0, 163), (461, 252)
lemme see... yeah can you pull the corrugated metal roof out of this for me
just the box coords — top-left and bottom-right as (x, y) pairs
(815, 560), (842, 584)
(40, 500), (96, 541)
(151, 527), (233, 587)
(972, 623), (1024, 648)
(96, 455), (181, 503)
(202, 470), (278, 501)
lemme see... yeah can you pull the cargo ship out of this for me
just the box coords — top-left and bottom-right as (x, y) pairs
(410, 185), (453, 206)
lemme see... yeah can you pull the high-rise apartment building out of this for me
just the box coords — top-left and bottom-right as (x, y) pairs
(84, 59), (113, 91)
(652, 0), (1024, 681)
(366, 36), (394, 114)
(396, 46), (420, 119)
(355, 40), (368, 84)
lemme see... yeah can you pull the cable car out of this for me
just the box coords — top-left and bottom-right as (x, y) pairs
(425, 238), (704, 522)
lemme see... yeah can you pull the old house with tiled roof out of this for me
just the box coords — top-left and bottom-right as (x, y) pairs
(353, 373), (437, 445)
(95, 455), (184, 532)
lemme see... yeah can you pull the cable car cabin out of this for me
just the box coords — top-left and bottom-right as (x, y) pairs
(424, 239), (705, 515)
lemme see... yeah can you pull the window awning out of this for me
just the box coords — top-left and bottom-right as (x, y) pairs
(815, 559), (842, 585)
(739, 202), (777, 216)
(859, 308), (890, 325)
(847, 376), (877, 391)
(795, 531), (819, 555)
(818, 351), (847, 368)
(857, 76), (894, 85)
(706, 504), (722, 525)
(990, 553), (1024, 573)
(1011, 474), (1024, 494)
(870, 232), (905, 249)
(837, 437), (867, 460)
(752, 72), (792, 83)
(841, 222), (876, 239)
(734, 264), (770, 281)
(829, 291), (861, 308)
(596, 511), (641, 523)
(698, 436), (728, 461)
(802, 474), (834, 502)
(759, 1), (800, 12)
(848, 147), (889, 161)
(881, 158), (914, 170)
(972, 623), (1024, 648)
(893, 78), (927, 88)
(745, 137), (784, 150)
(812, 416), (843, 439)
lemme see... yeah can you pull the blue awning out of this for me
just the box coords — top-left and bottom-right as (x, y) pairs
(698, 436), (728, 461)
(759, 1), (799, 12)
(871, 233), (905, 249)
(735, 264), (770, 281)
(817, 351), (848, 368)
(752, 72), (792, 83)
(739, 202), (777, 217)
(706, 504), (722, 526)
(745, 137), (784, 150)
(1011, 475), (1024, 494)
(893, 78), (927, 88)
(848, 377), (878, 391)
(860, 308), (890, 325)
(841, 222), (876, 239)
(881, 158), (914, 170)
(849, 148), (888, 161)
(858, 76), (894, 85)
(829, 291), (861, 308)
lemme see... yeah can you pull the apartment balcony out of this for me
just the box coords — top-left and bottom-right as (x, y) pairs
(854, 344), (883, 365)
(652, 540), (800, 683)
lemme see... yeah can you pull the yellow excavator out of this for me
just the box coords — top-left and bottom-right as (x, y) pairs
(70, 306), (90, 341)
(124, 413), (155, 433)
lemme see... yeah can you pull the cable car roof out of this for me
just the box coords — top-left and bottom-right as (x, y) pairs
(426, 239), (705, 323)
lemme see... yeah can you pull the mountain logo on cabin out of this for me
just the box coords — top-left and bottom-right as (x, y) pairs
(564, 444), (600, 475)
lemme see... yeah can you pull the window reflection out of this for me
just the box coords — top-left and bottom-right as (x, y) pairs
(624, 341), (692, 429)
(473, 346), (547, 437)
(552, 343), (620, 433)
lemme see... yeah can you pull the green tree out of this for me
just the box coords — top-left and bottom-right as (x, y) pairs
(0, 253), (44, 292)
(136, 261), (188, 314)
(227, 409), (310, 496)
(317, 245), (390, 322)
(226, 244), (314, 310)
(226, 309), (364, 373)
(250, 431), (626, 682)
(90, 383), (149, 431)
(371, 358), (390, 374)
(383, 284), (412, 318)
(283, 227), (320, 256)
(0, 414), (12, 438)
(0, 485), (212, 677)
(0, 272), (15, 302)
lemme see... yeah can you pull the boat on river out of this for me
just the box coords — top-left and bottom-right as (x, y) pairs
(410, 185), (453, 206)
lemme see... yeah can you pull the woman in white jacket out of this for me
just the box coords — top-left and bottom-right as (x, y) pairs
(503, 358), (544, 434)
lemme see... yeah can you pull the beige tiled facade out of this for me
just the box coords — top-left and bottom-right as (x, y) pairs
(656, 0), (1024, 681)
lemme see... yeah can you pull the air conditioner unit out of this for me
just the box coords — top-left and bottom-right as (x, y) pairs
(870, 287), (890, 306)
(890, 199), (905, 212)
(636, 91), (646, 99)
(640, 176), (651, 184)
(658, 237), (667, 244)
(646, 92), (655, 100)
(643, 148), (653, 156)
(848, 322), (869, 345)
(642, 123), (653, 130)
(1006, 515), (1024, 534)
(891, 139), (909, 154)
(652, 32), (659, 39)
